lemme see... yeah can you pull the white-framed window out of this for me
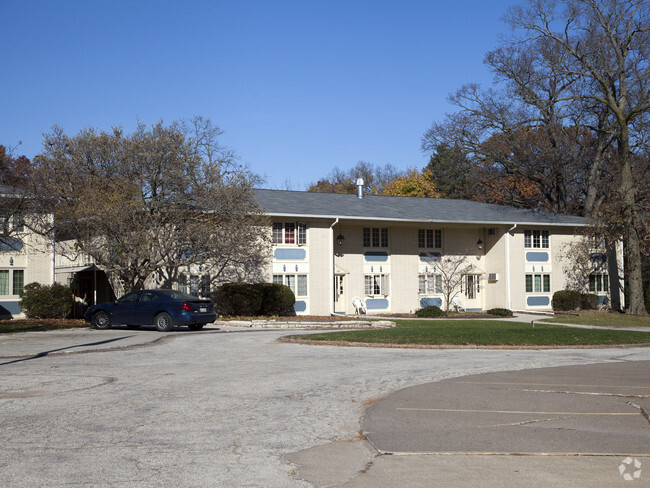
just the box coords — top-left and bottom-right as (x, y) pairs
(418, 273), (442, 295)
(589, 273), (609, 293)
(525, 273), (551, 293)
(273, 222), (307, 245)
(588, 237), (606, 250)
(418, 229), (442, 249)
(273, 274), (308, 297)
(363, 227), (388, 248)
(0, 212), (24, 233)
(0, 269), (24, 296)
(524, 230), (549, 249)
(177, 273), (210, 297)
(364, 273), (389, 297)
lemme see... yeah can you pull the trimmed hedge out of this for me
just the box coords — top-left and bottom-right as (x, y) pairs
(581, 293), (599, 310)
(552, 290), (582, 311)
(213, 282), (295, 317)
(487, 308), (513, 317)
(415, 305), (447, 318)
(552, 290), (601, 312)
(19, 282), (74, 319)
(258, 283), (296, 316)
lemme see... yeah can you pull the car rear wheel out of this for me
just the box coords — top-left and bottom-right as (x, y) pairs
(154, 312), (173, 332)
(92, 311), (111, 330)
(188, 323), (204, 331)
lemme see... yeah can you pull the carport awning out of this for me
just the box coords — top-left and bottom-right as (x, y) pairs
(55, 264), (103, 274)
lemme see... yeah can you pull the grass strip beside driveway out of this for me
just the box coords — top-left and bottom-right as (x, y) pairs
(292, 320), (650, 347)
(540, 312), (650, 328)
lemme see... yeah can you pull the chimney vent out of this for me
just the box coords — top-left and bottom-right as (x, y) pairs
(356, 178), (364, 199)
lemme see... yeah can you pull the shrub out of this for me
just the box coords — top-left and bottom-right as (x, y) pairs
(416, 305), (447, 318)
(552, 290), (583, 311)
(212, 282), (295, 317)
(581, 293), (600, 310)
(213, 283), (262, 316)
(487, 308), (513, 317)
(19, 282), (74, 318)
(258, 283), (296, 316)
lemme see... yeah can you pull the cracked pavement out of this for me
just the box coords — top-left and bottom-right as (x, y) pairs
(0, 328), (649, 487)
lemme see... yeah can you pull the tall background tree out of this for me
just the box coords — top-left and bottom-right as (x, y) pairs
(30, 118), (268, 294)
(307, 161), (404, 195)
(425, 143), (477, 199)
(422, 0), (649, 315)
(381, 167), (440, 198)
(0, 145), (32, 250)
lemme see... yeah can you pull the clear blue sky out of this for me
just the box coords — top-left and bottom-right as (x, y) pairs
(1, 0), (516, 189)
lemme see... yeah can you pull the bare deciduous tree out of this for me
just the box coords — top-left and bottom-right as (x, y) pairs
(422, 0), (649, 315)
(308, 161), (404, 195)
(432, 254), (472, 312)
(30, 118), (269, 294)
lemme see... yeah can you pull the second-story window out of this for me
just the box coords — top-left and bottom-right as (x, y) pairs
(273, 222), (307, 245)
(524, 230), (549, 249)
(418, 229), (442, 249)
(363, 227), (388, 248)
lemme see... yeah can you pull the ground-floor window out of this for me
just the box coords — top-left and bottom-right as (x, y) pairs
(0, 269), (24, 296)
(365, 274), (389, 297)
(525, 273), (550, 293)
(273, 274), (308, 297)
(589, 273), (609, 293)
(418, 273), (442, 295)
(177, 274), (210, 297)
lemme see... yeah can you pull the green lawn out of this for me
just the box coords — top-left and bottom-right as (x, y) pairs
(292, 319), (650, 346)
(542, 312), (650, 328)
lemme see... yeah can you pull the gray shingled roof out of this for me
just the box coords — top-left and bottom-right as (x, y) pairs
(255, 189), (587, 226)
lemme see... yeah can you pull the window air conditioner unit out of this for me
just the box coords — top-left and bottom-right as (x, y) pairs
(488, 273), (499, 281)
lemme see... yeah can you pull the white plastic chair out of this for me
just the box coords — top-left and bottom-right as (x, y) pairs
(452, 296), (465, 312)
(352, 296), (367, 315)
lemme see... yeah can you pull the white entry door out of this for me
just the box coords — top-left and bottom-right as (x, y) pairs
(463, 274), (482, 310)
(334, 275), (345, 314)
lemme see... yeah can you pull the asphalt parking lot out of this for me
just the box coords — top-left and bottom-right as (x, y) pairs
(0, 326), (649, 487)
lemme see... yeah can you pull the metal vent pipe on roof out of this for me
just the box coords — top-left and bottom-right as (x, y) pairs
(356, 178), (364, 199)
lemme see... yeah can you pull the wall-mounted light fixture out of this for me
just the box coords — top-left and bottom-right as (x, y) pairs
(337, 234), (345, 246)
(9, 257), (13, 266)
(476, 239), (484, 250)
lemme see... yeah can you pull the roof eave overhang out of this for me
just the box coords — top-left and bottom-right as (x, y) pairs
(262, 212), (587, 227)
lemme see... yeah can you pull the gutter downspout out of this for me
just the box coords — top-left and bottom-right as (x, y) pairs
(506, 224), (517, 311)
(329, 218), (340, 315)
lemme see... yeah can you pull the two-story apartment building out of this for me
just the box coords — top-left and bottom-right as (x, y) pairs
(1, 186), (621, 318)
(255, 187), (620, 315)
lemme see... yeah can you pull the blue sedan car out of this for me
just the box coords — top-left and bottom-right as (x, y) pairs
(85, 289), (217, 332)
